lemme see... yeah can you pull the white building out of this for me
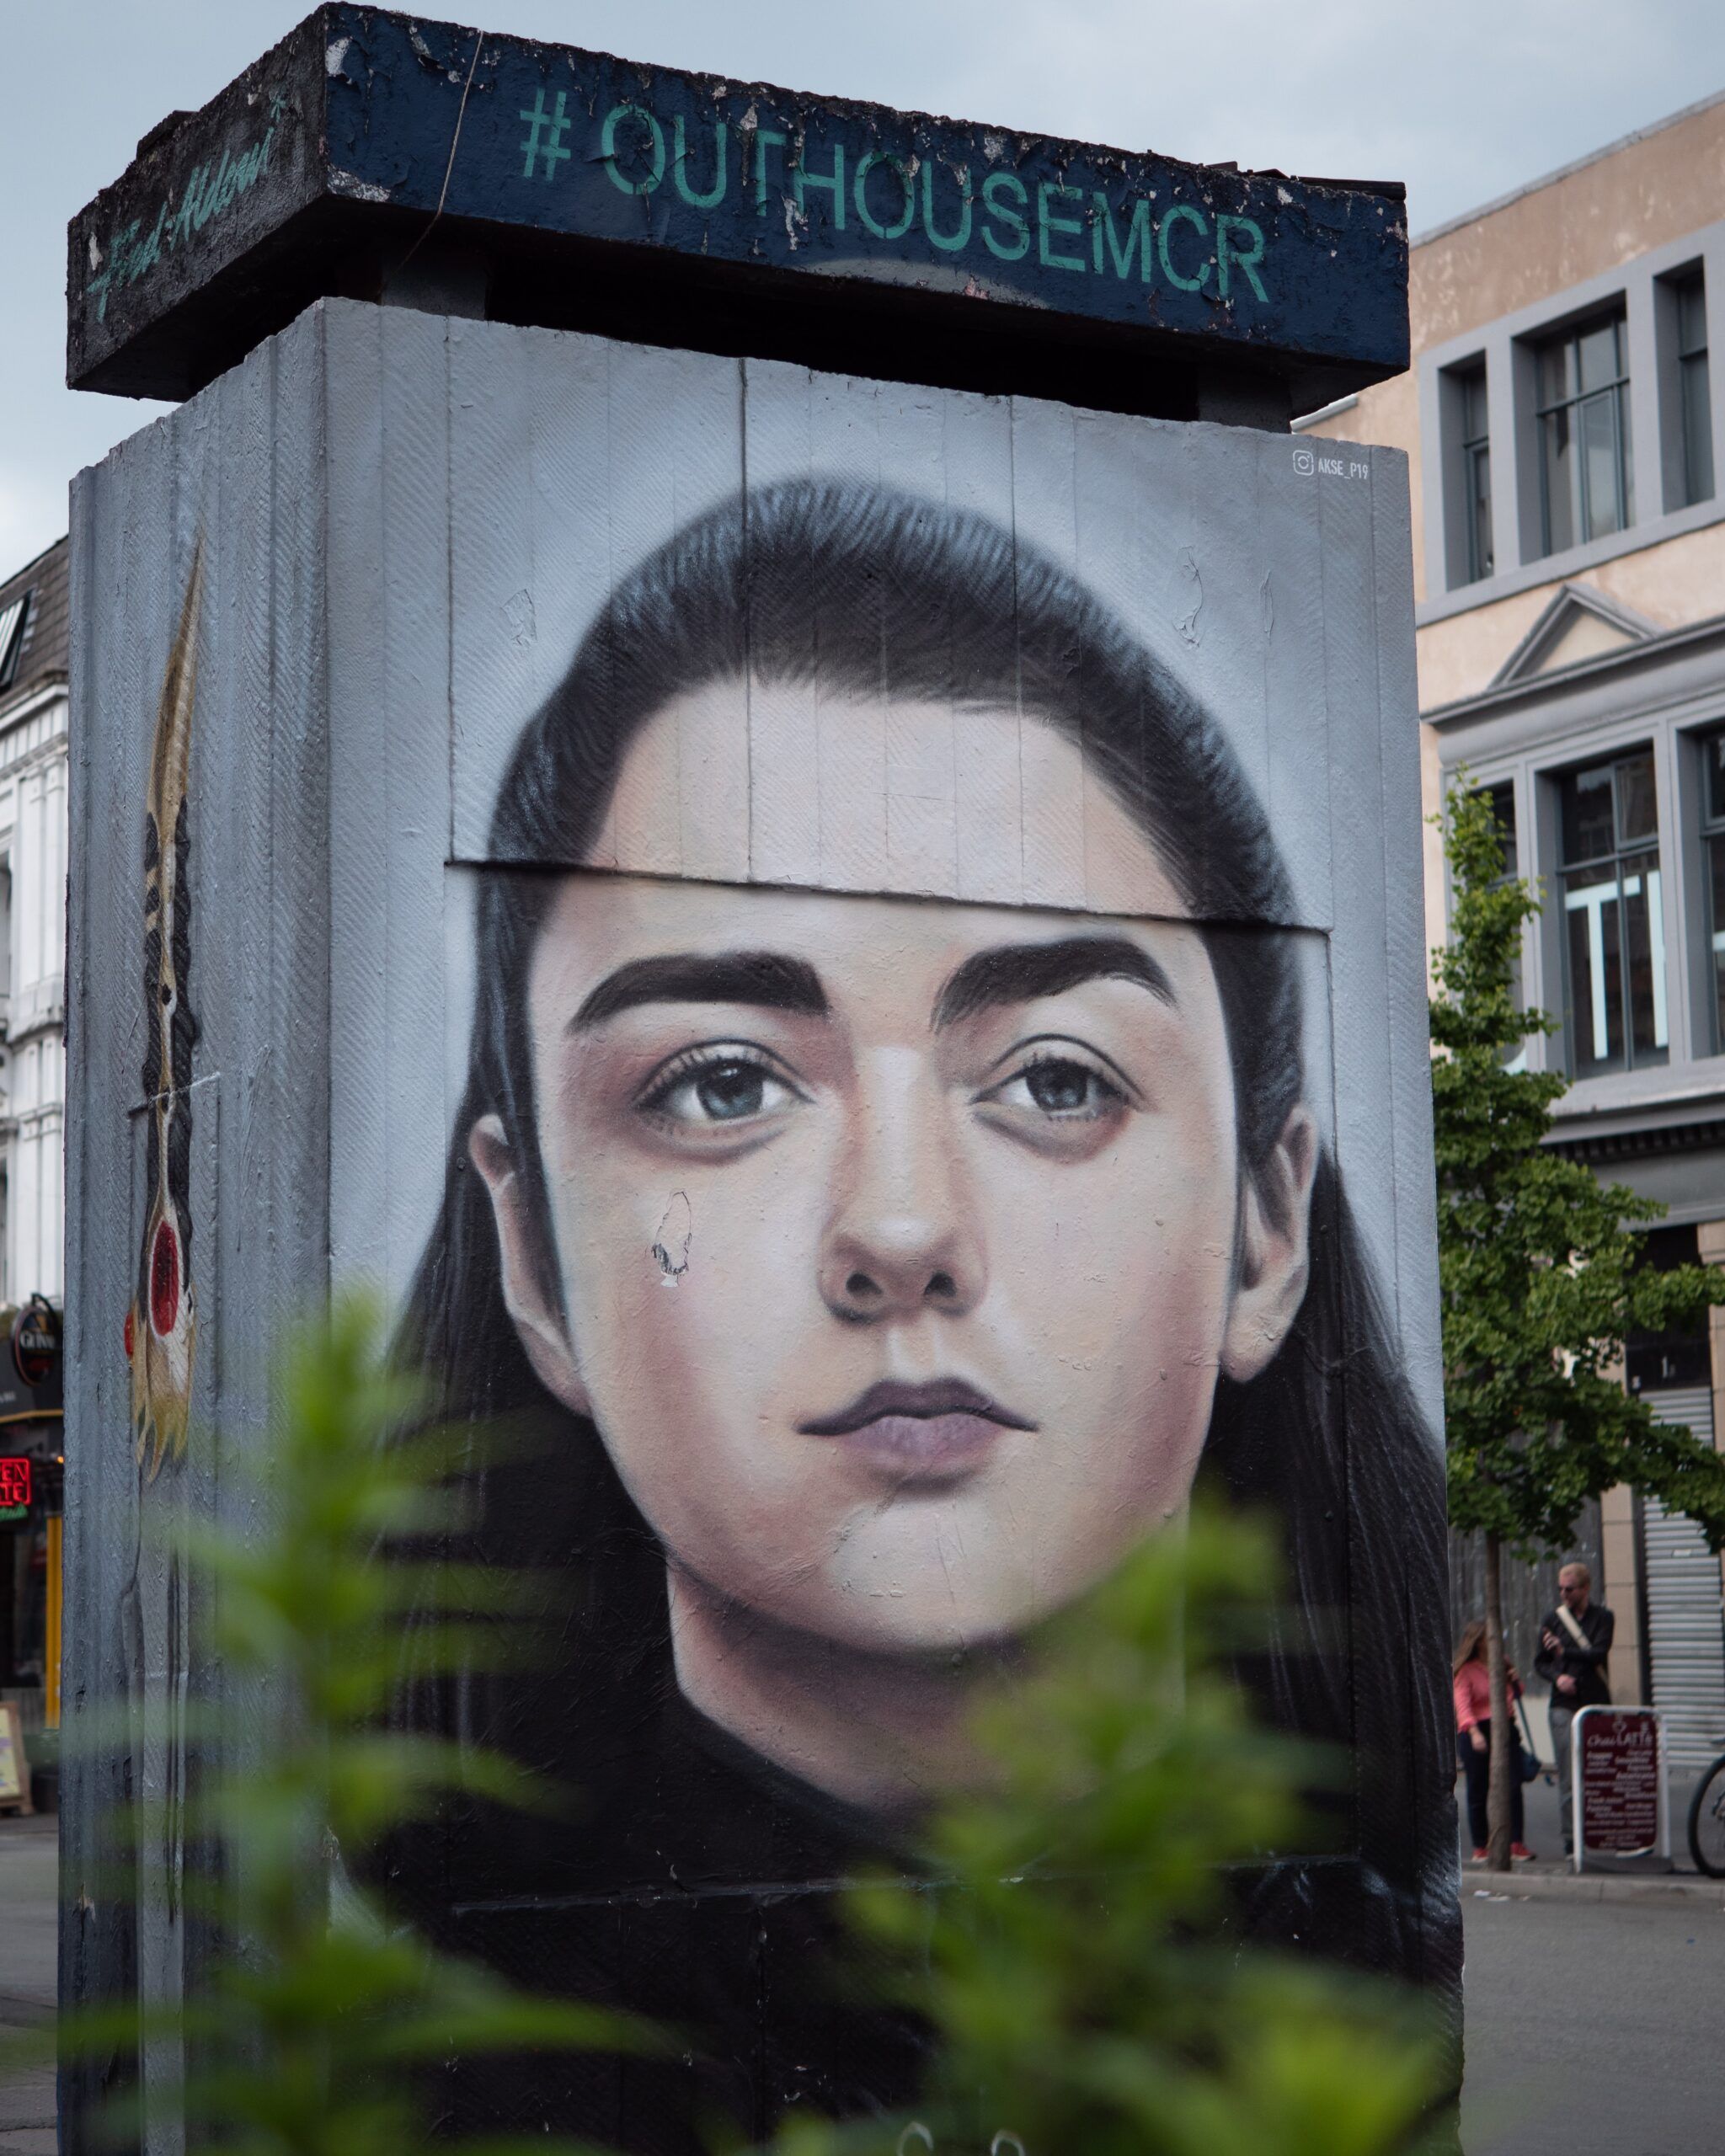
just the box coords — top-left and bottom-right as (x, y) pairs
(0, 537), (68, 1310)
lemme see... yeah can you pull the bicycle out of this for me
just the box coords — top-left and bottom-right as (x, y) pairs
(1688, 1749), (1725, 1876)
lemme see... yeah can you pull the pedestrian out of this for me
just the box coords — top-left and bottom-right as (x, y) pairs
(1535, 1561), (1614, 1855)
(1453, 1620), (1534, 1860)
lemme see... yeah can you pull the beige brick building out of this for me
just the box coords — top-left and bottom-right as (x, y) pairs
(1307, 93), (1725, 1760)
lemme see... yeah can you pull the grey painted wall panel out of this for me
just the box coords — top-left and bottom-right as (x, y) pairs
(435, 320), (1352, 932)
(325, 302), (454, 1316)
(67, 296), (1455, 2141)
(1319, 450), (1402, 1305)
(64, 307), (334, 2151)
(1372, 448), (1445, 1424)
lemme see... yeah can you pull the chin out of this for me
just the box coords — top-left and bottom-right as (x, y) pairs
(788, 1539), (1097, 1657)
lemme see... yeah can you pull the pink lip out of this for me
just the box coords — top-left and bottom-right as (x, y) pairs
(825, 1410), (1011, 1478)
(798, 1379), (1036, 1481)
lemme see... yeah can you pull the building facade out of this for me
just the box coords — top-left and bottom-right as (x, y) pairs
(1309, 93), (1725, 1765)
(0, 536), (68, 1742)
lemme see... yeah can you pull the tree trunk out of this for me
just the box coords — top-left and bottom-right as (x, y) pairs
(1483, 1532), (1514, 1872)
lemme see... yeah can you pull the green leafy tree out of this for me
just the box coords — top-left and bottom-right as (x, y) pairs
(777, 1513), (1447, 2156)
(1432, 776), (1725, 1870)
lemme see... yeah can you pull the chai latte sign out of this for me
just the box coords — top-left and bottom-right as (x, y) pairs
(1577, 1705), (1664, 1857)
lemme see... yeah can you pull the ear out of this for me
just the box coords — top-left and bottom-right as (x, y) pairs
(468, 1113), (591, 1417)
(1220, 1105), (1318, 1385)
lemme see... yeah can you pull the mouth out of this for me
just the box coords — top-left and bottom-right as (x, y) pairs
(798, 1379), (1037, 1479)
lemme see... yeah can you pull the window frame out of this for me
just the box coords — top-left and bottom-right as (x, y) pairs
(0, 596), (28, 695)
(1696, 726), (1725, 1054)
(1459, 365), (1493, 584)
(1419, 222), (1725, 622)
(1553, 744), (1669, 1080)
(1675, 270), (1714, 510)
(1534, 308), (1634, 558)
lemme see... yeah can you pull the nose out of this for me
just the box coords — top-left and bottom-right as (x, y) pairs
(818, 1051), (985, 1325)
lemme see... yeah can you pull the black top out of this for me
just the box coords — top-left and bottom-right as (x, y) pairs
(68, 7), (1408, 408)
(1535, 1601), (1615, 1709)
(382, 1686), (1441, 2152)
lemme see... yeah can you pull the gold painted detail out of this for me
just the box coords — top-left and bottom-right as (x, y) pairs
(127, 545), (201, 1479)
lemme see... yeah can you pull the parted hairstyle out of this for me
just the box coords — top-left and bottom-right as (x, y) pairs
(394, 473), (1455, 1986)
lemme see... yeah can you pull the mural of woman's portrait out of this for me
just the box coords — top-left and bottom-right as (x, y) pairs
(373, 452), (1453, 2145)
(62, 298), (1455, 2156)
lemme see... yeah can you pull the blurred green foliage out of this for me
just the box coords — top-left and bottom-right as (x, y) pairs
(777, 1513), (1448, 2156)
(58, 1298), (647, 2154)
(18, 1305), (1446, 2156)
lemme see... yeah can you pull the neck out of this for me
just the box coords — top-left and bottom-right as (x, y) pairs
(665, 1562), (996, 1813)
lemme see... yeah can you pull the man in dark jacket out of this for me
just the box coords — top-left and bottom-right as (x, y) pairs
(1535, 1561), (1615, 1854)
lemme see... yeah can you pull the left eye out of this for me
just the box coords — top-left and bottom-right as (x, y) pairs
(989, 1056), (1123, 1119)
(642, 1054), (799, 1128)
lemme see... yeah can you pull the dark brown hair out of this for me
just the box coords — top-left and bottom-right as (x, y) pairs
(396, 475), (1455, 1989)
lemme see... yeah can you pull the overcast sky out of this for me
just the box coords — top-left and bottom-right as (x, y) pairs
(3, 0), (1722, 569)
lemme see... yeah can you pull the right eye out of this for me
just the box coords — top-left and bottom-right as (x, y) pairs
(637, 1045), (805, 1133)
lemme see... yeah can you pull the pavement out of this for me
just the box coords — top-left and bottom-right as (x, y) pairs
(1456, 1756), (1720, 1900)
(1460, 1890), (1725, 2156)
(0, 1815), (56, 2156)
(1450, 1758), (1725, 2155)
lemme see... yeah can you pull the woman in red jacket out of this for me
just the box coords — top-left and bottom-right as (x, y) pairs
(1454, 1620), (1535, 1860)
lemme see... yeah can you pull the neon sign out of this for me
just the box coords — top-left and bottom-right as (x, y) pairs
(0, 1456), (29, 1518)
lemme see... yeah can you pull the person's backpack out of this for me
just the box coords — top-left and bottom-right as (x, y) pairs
(1515, 1696), (1543, 1782)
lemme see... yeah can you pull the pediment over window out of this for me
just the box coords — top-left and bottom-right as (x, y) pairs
(1492, 582), (1659, 686)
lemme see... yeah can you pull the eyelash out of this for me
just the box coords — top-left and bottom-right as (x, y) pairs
(981, 1045), (1131, 1121)
(634, 1042), (804, 1126)
(630, 1038), (1132, 1135)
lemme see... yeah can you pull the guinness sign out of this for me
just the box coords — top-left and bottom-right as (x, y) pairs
(2, 1297), (62, 1417)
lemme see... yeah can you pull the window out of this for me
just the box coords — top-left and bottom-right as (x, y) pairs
(1536, 312), (1633, 555)
(1626, 1225), (1712, 1391)
(1676, 273), (1714, 509)
(1699, 731), (1725, 1051)
(0, 860), (14, 1006)
(0, 597), (26, 694)
(1557, 747), (1666, 1077)
(1457, 366), (1493, 583)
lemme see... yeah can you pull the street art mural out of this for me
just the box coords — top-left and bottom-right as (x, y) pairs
(68, 304), (1453, 2153)
(126, 543), (200, 1481)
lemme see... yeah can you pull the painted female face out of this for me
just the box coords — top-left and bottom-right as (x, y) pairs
(476, 687), (1315, 1653)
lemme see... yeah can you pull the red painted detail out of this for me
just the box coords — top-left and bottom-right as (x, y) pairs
(150, 1218), (181, 1338)
(125, 1307), (136, 1361)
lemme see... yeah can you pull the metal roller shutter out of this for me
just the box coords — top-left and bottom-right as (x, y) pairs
(1639, 1386), (1725, 1769)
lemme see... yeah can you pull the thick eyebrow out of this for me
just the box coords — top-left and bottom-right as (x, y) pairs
(571, 950), (829, 1031)
(933, 936), (1177, 1027)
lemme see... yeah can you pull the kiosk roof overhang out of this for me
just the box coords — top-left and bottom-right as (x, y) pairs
(69, 6), (1408, 421)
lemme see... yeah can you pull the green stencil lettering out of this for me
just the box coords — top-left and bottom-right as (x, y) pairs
(672, 116), (728, 210)
(793, 141), (846, 227)
(521, 89), (573, 181)
(981, 171), (1029, 261)
(1158, 203), (1211, 291)
(1215, 214), (1268, 302)
(1037, 181), (1086, 272)
(600, 103), (665, 195)
(752, 126), (788, 215)
(854, 149), (916, 239)
(921, 161), (973, 252)
(1092, 193), (1153, 281)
